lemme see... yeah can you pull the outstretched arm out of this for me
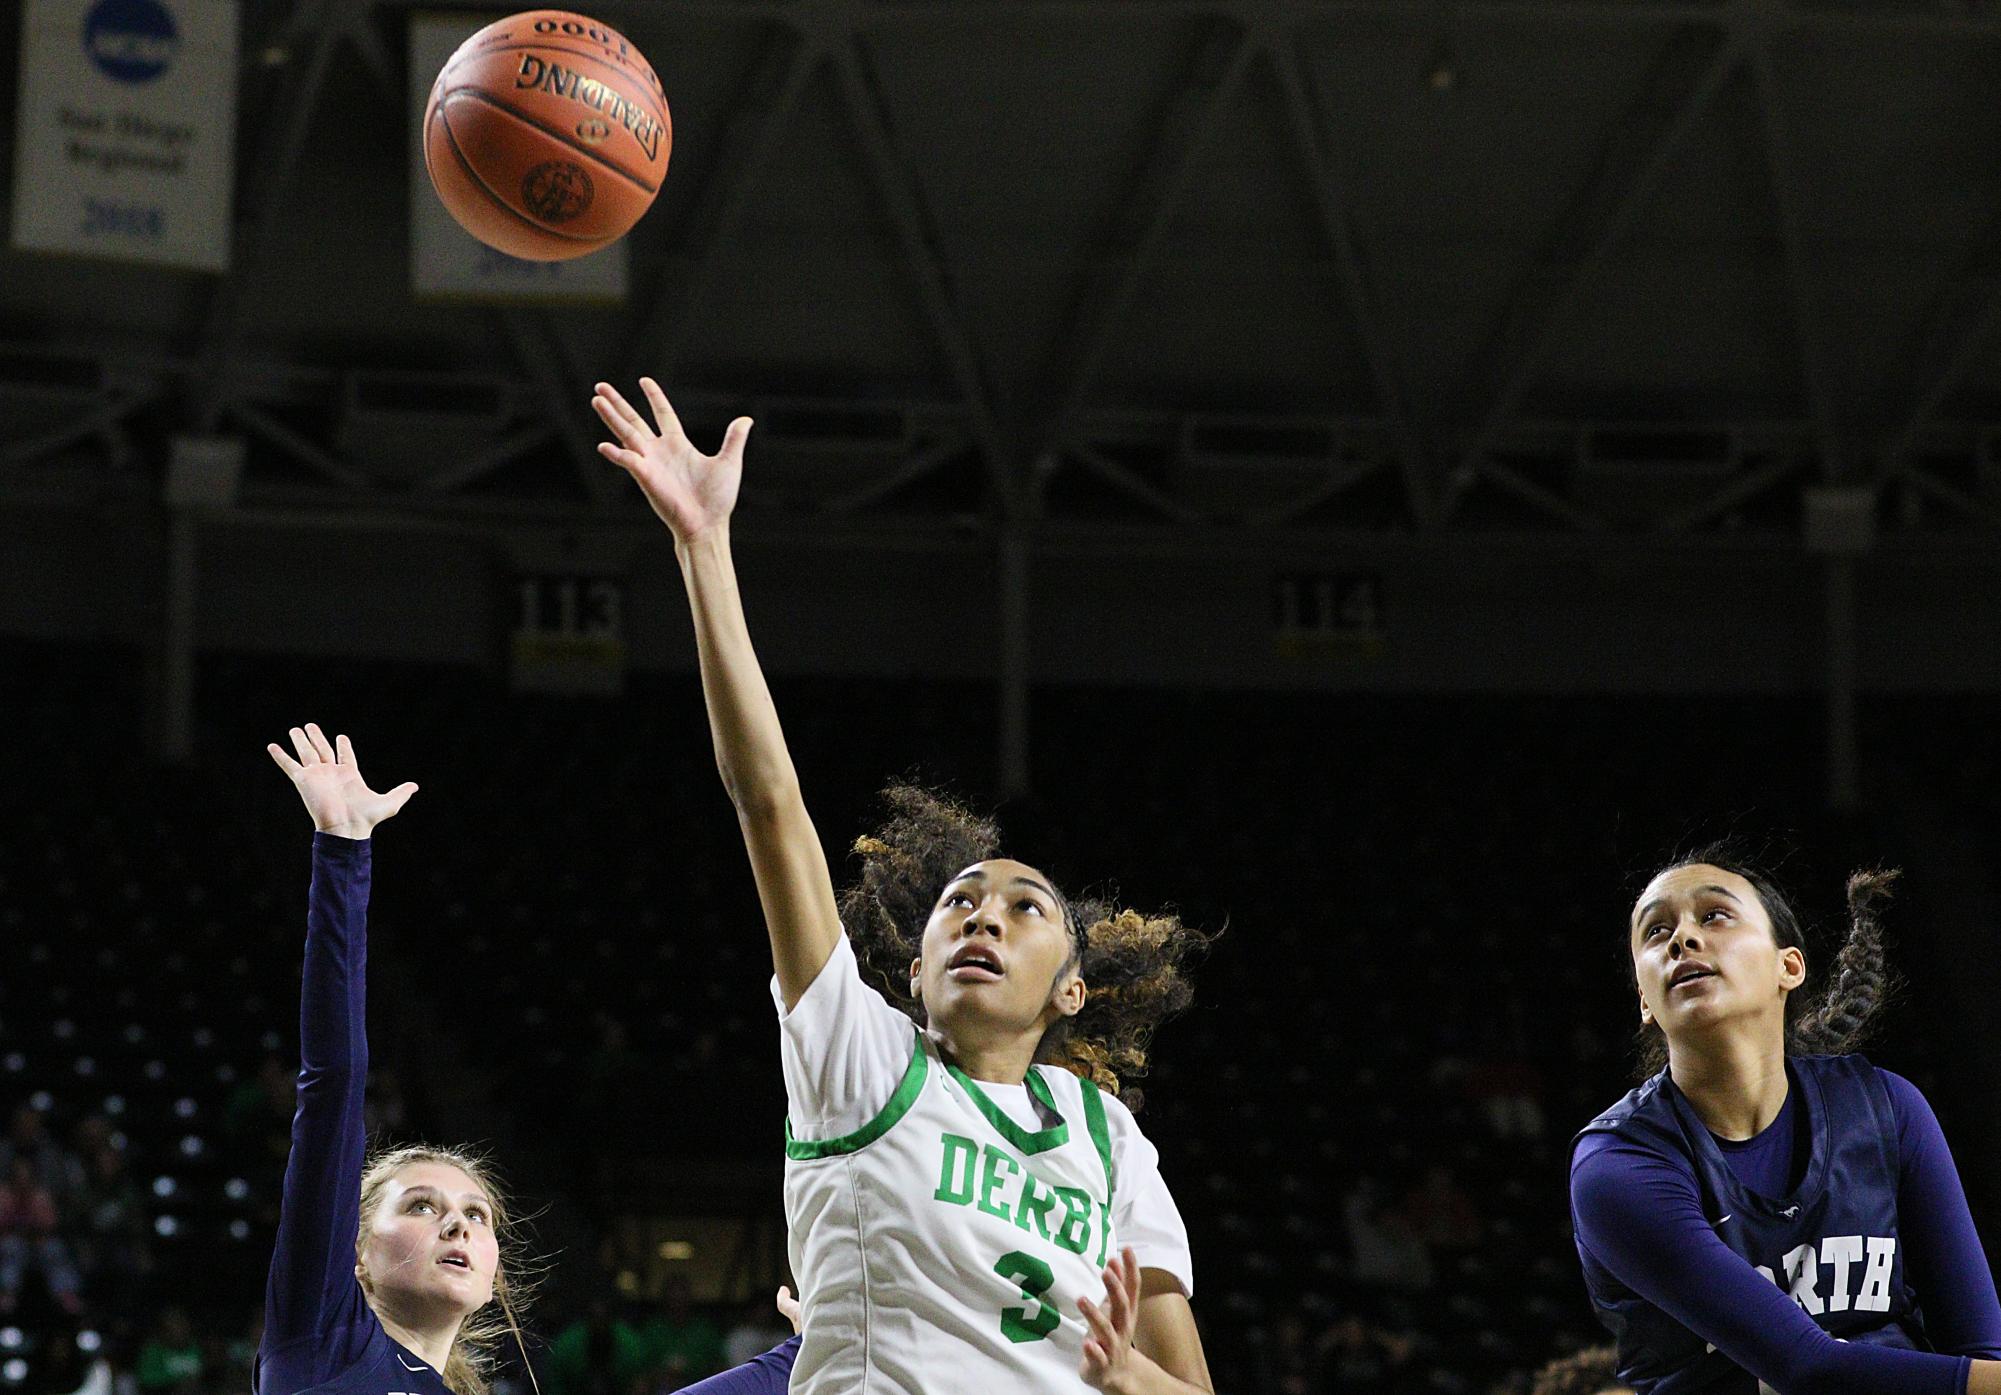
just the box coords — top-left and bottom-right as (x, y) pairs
(592, 379), (841, 1008)
(1572, 1140), (2001, 1395)
(256, 727), (416, 1380)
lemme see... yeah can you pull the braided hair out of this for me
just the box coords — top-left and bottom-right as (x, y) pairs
(837, 784), (1208, 1110)
(1632, 842), (1903, 1077)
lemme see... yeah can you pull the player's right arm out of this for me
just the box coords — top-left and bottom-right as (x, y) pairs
(255, 727), (417, 1386)
(592, 378), (841, 1009)
(1571, 1137), (2001, 1395)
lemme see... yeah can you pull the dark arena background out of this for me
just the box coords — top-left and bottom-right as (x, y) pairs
(5, 1), (2001, 1393)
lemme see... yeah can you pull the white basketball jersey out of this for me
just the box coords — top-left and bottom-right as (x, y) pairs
(783, 1028), (1118, 1395)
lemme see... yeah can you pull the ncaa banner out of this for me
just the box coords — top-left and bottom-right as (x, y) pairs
(408, 12), (627, 303)
(10, 0), (239, 271)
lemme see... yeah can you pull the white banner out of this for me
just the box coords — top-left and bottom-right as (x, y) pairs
(10, 0), (239, 271)
(408, 12), (628, 303)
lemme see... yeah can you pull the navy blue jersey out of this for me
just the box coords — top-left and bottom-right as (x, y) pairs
(1572, 1054), (2000, 1395)
(256, 836), (799, 1395)
(256, 835), (454, 1395)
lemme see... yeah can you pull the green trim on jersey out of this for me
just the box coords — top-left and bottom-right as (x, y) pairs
(784, 1025), (929, 1160)
(946, 1065), (1071, 1155)
(1080, 1077), (1114, 1208)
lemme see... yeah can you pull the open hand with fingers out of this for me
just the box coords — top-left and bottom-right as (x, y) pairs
(591, 376), (752, 544)
(1080, 1248), (1147, 1392)
(266, 724), (418, 840)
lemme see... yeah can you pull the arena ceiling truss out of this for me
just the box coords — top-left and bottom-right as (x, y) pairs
(7, 0), (2001, 550)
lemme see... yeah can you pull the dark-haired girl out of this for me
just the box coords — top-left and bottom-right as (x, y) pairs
(1570, 852), (2001, 1394)
(591, 378), (1214, 1395)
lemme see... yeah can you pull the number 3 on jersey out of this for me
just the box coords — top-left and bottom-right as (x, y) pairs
(995, 1250), (1061, 1343)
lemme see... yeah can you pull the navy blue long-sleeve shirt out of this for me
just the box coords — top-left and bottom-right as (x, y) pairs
(676, 1337), (799, 1394)
(255, 834), (798, 1395)
(255, 833), (454, 1395)
(1572, 1058), (2001, 1395)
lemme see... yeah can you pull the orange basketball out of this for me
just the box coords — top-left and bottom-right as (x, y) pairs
(423, 10), (670, 261)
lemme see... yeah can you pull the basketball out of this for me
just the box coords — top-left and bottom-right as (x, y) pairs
(422, 10), (671, 262)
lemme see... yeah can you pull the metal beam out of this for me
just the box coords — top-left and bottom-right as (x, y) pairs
(343, 7), (402, 106)
(193, 0), (368, 427)
(22, 442), (2001, 554)
(1763, 2), (2001, 40)
(996, 515), (1033, 799)
(224, 400), (372, 490)
(104, 483), (1859, 557)
(1454, 28), (1745, 508)
(1479, 456), (1605, 531)
(1824, 555), (1860, 810)
(1880, 288), (2001, 482)
(495, 311), (617, 506)
(355, 0), (2001, 40)
(0, 392), (155, 470)
(1039, 22), (1262, 450)
(418, 424), (562, 495)
(1657, 449), (1803, 534)
(375, 0), (1720, 29)
(823, 435), (969, 515)
(616, 33), (823, 384)
(828, 36), (1011, 483)
(362, 0), (1710, 18)
(248, 1), (329, 75)
(1873, 159), (2001, 478)
(1241, 459), (1382, 527)
(152, 513), (198, 765)
(1067, 442), (1208, 524)
(1899, 465), (2001, 535)
(1270, 36), (1434, 528)
(1747, 40), (1844, 480)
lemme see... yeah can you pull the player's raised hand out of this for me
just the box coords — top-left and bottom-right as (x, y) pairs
(591, 377), (750, 543)
(776, 1284), (802, 1336)
(1079, 1247), (1145, 1391)
(266, 724), (418, 840)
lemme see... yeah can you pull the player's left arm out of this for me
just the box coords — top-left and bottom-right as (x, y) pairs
(1134, 1268), (1213, 1391)
(669, 1339), (798, 1395)
(665, 1286), (802, 1395)
(1079, 1249), (1215, 1394)
(1883, 1069), (2001, 1357)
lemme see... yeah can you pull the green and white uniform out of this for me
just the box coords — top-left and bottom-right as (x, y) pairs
(775, 935), (1194, 1395)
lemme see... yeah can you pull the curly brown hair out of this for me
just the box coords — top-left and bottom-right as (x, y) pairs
(837, 784), (1208, 1110)
(1529, 1345), (1629, 1395)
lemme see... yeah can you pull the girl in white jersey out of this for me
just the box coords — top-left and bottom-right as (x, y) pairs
(591, 377), (1217, 1395)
